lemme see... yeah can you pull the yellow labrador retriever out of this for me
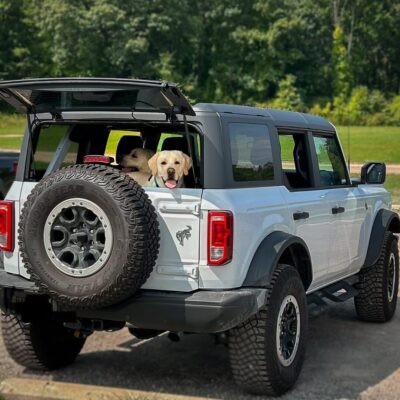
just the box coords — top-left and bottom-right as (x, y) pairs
(128, 150), (192, 188)
(121, 148), (155, 174)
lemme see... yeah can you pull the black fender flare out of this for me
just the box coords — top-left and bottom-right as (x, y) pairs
(363, 209), (400, 268)
(242, 231), (312, 288)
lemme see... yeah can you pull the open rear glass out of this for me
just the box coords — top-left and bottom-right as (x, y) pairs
(0, 78), (195, 116)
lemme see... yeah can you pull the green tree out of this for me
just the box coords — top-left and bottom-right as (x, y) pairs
(0, 0), (43, 79)
(269, 75), (305, 111)
(332, 25), (352, 97)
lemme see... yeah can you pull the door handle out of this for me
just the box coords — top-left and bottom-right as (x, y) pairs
(332, 206), (345, 214)
(293, 211), (310, 221)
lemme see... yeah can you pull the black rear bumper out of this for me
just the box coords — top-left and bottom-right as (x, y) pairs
(0, 270), (267, 333)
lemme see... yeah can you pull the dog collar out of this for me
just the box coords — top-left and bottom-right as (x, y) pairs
(153, 176), (160, 187)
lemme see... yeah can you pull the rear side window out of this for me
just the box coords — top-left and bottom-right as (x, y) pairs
(31, 126), (77, 180)
(312, 135), (348, 186)
(228, 123), (274, 182)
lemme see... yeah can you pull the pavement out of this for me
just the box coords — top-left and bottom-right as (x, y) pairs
(1, 300), (400, 400)
(349, 163), (400, 175)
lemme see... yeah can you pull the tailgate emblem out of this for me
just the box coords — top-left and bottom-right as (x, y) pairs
(176, 225), (192, 246)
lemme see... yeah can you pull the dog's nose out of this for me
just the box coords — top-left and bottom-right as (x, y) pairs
(167, 168), (175, 176)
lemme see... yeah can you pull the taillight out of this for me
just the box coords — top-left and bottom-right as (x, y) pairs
(208, 211), (233, 266)
(0, 201), (13, 252)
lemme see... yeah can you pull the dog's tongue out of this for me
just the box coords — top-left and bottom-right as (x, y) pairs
(165, 179), (177, 189)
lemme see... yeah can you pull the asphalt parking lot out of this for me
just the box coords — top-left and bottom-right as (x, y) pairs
(0, 299), (399, 400)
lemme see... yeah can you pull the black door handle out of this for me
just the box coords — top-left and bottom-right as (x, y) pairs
(293, 211), (310, 220)
(332, 206), (345, 214)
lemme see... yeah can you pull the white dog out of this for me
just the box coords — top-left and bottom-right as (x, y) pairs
(127, 150), (192, 188)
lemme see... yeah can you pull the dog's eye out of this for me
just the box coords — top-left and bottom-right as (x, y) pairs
(175, 161), (180, 165)
(161, 161), (167, 165)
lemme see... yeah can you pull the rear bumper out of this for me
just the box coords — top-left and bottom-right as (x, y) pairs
(0, 270), (267, 333)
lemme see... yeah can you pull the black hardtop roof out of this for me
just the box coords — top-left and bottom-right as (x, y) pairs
(194, 103), (335, 132)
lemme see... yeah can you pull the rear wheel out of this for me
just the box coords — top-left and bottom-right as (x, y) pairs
(1, 312), (85, 370)
(355, 231), (399, 322)
(228, 264), (308, 396)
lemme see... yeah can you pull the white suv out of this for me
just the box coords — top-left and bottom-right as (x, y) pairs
(0, 78), (399, 396)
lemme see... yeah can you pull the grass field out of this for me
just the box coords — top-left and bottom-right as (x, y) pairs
(0, 114), (399, 201)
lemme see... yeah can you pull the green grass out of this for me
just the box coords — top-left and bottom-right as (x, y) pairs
(337, 126), (400, 165)
(385, 175), (400, 204)
(0, 115), (399, 163)
(0, 114), (399, 202)
(0, 114), (25, 150)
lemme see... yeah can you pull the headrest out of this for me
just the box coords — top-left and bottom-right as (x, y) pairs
(161, 137), (189, 154)
(116, 136), (143, 164)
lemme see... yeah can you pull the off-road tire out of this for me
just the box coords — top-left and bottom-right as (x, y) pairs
(355, 231), (399, 322)
(1, 312), (85, 370)
(19, 164), (160, 309)
(228, 264), (308, 397)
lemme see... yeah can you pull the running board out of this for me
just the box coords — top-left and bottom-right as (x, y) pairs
(307, 275), (359, 309)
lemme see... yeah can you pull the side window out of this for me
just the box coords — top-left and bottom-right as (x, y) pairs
(312, 135), (348, 186)
(32, 125), (77, 180)
(279, 133), (312, 189)
(228, 123), (274, 182)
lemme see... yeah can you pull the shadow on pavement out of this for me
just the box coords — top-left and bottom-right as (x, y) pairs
(21, 301), (400, 400)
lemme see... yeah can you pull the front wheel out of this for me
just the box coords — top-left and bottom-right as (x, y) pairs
(228, 264), (308, 396)
(1, 312), (86, 370)
(355, 231), (399, 322)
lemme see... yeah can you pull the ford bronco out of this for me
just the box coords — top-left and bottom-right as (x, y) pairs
(0, 78), (398, 396)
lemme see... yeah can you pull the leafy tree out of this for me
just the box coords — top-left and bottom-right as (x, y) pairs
(332, 25), (352, 97)
(268, 75), (305, 111)
(0, 0), (43, 79)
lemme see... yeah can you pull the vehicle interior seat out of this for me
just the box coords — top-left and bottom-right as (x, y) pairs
(115, 135), (143, 164)
(284, 139), (311, 189)
(161, 137), (189, 154)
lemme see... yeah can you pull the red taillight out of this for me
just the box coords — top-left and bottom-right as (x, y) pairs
(208, 211), (233, 266)
(0, 201), (13, 252)
(83, 155), (113, 164)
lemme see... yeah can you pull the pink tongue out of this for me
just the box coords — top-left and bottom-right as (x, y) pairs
(165, 180), (177, 189)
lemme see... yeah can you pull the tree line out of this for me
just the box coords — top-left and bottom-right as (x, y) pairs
(1, 0), (400, 124)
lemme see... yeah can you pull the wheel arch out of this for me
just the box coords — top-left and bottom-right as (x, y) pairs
(242, 231), (313, 290)
(363, 208), (400, 269)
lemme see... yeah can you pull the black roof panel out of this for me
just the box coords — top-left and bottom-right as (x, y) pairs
(194, 103), (334, 132)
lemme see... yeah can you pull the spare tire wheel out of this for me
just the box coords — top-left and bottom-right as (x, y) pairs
(18, 164), (160, 309)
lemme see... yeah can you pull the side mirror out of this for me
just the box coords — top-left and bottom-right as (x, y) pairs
(361, 162), (386, 184)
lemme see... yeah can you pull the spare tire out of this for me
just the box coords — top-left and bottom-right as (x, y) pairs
(19, 164), (160, 309)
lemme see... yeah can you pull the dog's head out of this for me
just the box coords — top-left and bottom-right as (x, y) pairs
(121, 148), (155, 173)
(148, 150), (193, 189)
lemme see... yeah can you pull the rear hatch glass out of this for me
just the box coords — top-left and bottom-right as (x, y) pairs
(0, 78), (195, 116)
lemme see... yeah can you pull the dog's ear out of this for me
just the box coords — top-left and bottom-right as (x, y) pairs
(182, 154), (193, 176)
(148, 153), (159, 176)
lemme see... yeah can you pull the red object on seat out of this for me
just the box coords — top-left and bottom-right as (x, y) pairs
(83, 155), (113, 164)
